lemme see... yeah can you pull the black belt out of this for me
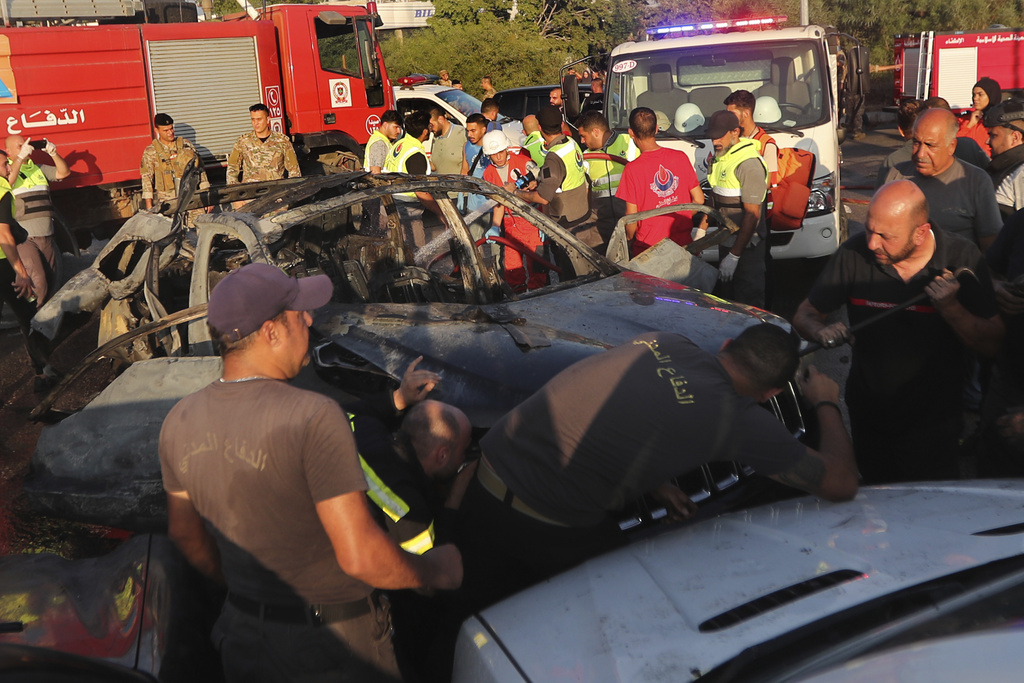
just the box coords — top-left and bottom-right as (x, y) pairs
(477, 457), (568, 527)
(227, 591), (374, 625)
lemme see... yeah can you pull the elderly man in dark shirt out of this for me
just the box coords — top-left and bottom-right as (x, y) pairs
(884, 108), (1002, 251)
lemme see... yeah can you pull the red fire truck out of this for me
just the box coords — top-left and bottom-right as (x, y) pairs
(0, 2), (394, 234)
(893, 28), (1024, 109)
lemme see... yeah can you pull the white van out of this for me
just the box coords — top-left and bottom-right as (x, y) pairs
(603, 20), (845, 260)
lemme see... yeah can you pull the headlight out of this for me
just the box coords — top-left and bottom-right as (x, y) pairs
(806, 172), (836, 216)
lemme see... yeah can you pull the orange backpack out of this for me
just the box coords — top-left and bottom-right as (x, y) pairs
(768, 147), (816, 231)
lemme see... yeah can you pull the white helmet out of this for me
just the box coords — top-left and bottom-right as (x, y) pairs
(482, 130), (510, 155)
(754, 96), (782, 124)
(674, 103), (705, 133)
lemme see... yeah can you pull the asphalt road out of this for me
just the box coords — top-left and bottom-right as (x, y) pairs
(0, 118), (902, 558)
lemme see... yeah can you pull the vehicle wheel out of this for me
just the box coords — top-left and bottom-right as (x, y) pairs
(317, 149), (361, 175)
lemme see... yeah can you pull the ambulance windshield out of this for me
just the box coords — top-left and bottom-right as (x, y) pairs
(606, 41), (829, 136)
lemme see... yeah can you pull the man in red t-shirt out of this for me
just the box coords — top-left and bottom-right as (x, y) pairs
(616, 107), (705, 257)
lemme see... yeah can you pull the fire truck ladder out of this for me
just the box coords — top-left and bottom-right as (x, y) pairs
(915, 31), (935, 100)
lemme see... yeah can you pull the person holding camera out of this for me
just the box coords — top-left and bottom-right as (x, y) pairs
(4, 134), (70, 307)
(0, 148), (54, 391)
(481, 130), (547, 290)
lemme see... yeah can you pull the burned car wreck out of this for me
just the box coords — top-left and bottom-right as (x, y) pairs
(25, 172), (805, 531)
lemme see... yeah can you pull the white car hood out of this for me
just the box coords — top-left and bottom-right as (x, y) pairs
(461, 482), (1024, 682)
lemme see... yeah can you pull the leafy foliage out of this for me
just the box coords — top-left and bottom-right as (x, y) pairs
(380, 16), (576, 98)
(828, 0), (1024, 63)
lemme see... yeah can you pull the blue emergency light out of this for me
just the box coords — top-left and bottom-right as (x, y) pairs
(646, 15), (787, 36)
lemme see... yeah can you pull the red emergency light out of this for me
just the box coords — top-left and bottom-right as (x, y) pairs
(646, 15), (787, 37)
(397, 75), (429, 86)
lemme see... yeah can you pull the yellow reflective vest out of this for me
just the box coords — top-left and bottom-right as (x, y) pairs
(547, 137), (587, 193)
(384, 134), (430, 200)
(522, 131), (547, 167)
(584, 131), (638, 199)
(363, 129), (393, 170)
(349, 413), (436, 556)
(708, 139), (768, 208)
(0, 177), (11, 260)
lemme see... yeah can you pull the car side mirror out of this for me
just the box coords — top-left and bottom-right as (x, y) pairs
(563, 74), (581, 121)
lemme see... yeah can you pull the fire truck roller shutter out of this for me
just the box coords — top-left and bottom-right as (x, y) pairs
(148, 37), (264, 163)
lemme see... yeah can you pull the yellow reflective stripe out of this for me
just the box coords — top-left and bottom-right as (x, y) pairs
(714, 187), (744, 196)
(400, 522), (435, 555)
(0, 179), (10, 260)
(359, 454), (410, 522)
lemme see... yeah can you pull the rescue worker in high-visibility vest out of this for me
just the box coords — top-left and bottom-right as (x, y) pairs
(520, 115), (547, 167)
(725, 90), (781, 307)
(346, 358), (475, 683)
(480, 130), (547, 290)
(724, 90), (779, 184)
(514, 105), (589, 228)
(4, 134), (70, 306)
(383, 110), (446, 242)
(705, 109), (770, 308)
(0, 149), (54, 391)
(579, 110), (639, 249)
(514, 105), (596, 271)
(362, 109), (402, 233)
(364, 109), (403, 174)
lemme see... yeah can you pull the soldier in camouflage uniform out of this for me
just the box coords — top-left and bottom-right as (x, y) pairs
(226, 103), (300, 185)
(140, 113), (210, 212)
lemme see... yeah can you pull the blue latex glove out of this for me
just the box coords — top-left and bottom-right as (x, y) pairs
(538, 230), (547, 242)
(485, 225), (501, 242)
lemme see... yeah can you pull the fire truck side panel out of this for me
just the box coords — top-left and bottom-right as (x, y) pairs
(894, 30), (1024, 108)
(1, 26), (152, 189)
(141, 21), (283, 161)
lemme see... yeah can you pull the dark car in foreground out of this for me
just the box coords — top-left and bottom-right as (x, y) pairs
(25, 171), (801, 531)
(455, 481), (1024, 682)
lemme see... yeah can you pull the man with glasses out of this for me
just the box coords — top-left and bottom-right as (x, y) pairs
(793, 180), (1003, 484)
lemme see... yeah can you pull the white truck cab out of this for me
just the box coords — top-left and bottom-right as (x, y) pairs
(604, 19), (844, 260)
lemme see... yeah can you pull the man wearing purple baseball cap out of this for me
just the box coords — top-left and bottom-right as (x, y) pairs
(159, 263), (463, 682)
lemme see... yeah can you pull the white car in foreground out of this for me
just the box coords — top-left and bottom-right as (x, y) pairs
(454, 481), (1024, 682)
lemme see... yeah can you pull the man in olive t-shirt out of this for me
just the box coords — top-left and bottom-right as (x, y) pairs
(160, 263), (462, 682)
(454, 323), (857, 609)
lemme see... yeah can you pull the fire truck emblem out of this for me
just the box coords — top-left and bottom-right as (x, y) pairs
(329, 78), (352, 108)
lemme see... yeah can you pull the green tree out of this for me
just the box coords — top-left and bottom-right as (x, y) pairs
(381, 16), (576, 97)
(431, 0), (645, 60)
(830, 0), (1024, 63)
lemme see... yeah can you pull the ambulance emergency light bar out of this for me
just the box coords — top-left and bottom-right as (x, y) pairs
(645, 16), (787, 37)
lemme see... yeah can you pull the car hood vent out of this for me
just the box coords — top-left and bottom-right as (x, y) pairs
(973, 522), (1024, 536)
(699, 569), (866, 633)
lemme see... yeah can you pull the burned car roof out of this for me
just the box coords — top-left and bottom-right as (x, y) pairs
(26, 172), (797, 530)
